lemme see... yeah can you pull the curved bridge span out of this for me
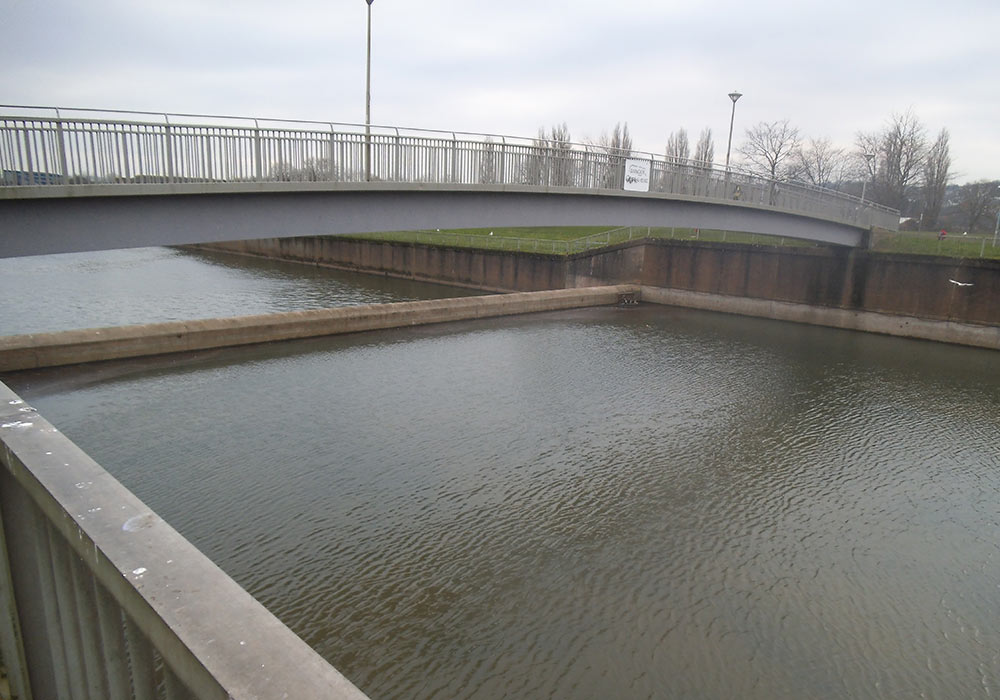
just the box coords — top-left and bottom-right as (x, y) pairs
(0, 107), (898, 258)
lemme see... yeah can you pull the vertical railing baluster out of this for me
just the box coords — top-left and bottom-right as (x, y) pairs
(69, 550), (111, 699)
(205, 128), (214, 182)
(0, 490), (32, 700)
(120, 126), (132, 182)
(88, 127), (100, 182)
(20, 126), (34, 182)
(499, 138), (507, 184)
(328, 128), (336, 182)
(95, 584), (133, 699)
(164, 122), (174, 183)
(124, 617), (158, 700)
(165, 665), (196, 700)
(46, 523), (89, 696)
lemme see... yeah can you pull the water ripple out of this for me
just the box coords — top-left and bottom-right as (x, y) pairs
(13, 304), (1000, 699)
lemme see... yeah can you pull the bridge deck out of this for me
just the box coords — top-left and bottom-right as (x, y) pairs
(0, 109), (898, 257)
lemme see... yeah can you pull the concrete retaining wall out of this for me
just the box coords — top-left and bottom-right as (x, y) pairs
(0, 286), (638, 371)
(188, 236), (1000, 349)
(639, 240), (1000, 326)
(197, 236), (568, 293)
(640, 286), (1000, 351)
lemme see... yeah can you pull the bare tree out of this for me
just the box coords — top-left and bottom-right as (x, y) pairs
(551, 122), (572, 144)
(524, 127), (550, 185)
(737, 119), (801, 181)
(958, 180), (999, 232)
(599, 122), (633, 155)
(549, 122), (574, 186)
(524, 124), (573, 186)
(270, 157), (336, 182)
(693, 128), (714, 167)
(597, 122), (633, 188)
(920, 128), (950, 230)
(795, 137), (848, 188)
(666, 128), (690, 163)
(479, 138), (497, 184)
(856, 110), (927, 211)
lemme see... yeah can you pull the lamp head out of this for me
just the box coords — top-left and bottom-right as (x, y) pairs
(728, 91), (742, 104)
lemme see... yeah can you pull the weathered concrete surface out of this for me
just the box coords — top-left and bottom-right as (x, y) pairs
(640, 286), (1000, 351)
(191, 236), (569, 293)
(191, 235), (999, 349)
(639, 240), (1000, 327)
(0, 381), (372, 699)
(0, 286), (638, 371)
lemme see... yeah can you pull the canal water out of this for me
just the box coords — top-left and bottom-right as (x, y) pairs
(0, 246), (482, 335)
(3, 248), (1000, 699)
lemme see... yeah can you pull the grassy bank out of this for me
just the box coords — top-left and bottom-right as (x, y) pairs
(352, 226), (1000, 260)
(871, 230), (1000, 259)
(352, 227), (809, 254)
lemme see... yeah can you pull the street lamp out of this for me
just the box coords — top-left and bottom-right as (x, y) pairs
(364, 0), (374, 181)
(861, 153), (875, 202)
(724, 91), (742, 173)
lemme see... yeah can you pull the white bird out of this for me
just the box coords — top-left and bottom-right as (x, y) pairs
(949, 279), (973, 287)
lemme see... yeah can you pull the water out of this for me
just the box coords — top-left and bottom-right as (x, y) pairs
(0, 246), (482, 334)
(4, 249), (1000, 699)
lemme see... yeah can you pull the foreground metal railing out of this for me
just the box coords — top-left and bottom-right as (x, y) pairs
(0, 106), (899, 232)
(0, 381), (369, 700)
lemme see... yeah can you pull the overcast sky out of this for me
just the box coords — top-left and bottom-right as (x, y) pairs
(3, 0), (997, 182)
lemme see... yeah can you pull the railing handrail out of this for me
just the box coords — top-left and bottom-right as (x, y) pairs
(0, 380), (371, 699)
(0, 106), (901, 232)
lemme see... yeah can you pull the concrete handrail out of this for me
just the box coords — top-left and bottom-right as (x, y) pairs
(0, 286), (641, 697)
(0, 381), (371, 699)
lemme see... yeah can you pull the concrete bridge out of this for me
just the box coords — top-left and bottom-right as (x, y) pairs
(0, 107), (898, 258)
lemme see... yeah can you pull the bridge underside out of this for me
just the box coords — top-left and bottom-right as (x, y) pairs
(0, 185), (867, 258)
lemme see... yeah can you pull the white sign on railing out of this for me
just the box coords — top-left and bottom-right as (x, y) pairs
(623, 158), (651, 192)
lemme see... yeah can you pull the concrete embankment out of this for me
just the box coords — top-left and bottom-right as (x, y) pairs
(640, 286), (1000, 351)
(189, 235), (1000, 350)
(0, 285), (638, 372)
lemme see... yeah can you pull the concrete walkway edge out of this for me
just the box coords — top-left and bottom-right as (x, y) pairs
(0, 285), (639, 372)
(640, 286), (1000, 351)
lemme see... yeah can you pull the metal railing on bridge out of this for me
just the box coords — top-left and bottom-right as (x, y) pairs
(0, 106), (899, 232)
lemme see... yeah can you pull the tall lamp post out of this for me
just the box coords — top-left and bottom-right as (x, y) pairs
(861, 153), (875, 202)
(724, 90), (742, 173)
(364, 0), (374, 181)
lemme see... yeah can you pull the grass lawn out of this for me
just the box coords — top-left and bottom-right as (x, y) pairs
(352, 226), (810, 254)
(872, 230), (1000, 260)
(351, 226), (998, 259)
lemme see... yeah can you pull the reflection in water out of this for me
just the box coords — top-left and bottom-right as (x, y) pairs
(11, 305), (1000, 700)
(0, 246), (480, 334)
